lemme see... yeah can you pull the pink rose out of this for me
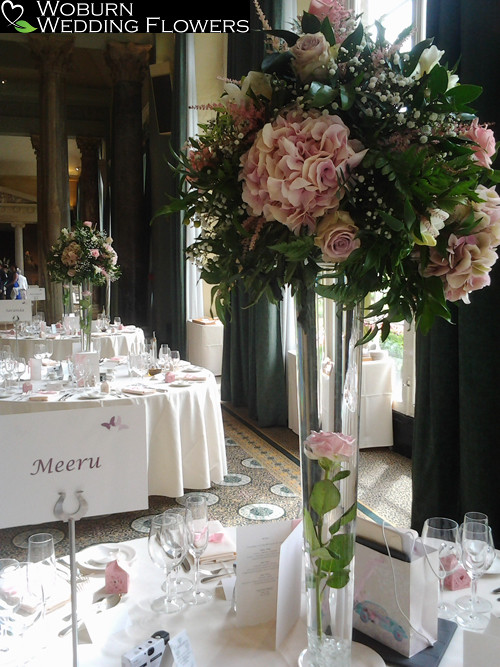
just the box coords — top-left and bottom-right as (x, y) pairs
(90, 249), (100, 258)
(463, 119), (496, 169)
(308, 1), (353, 42)
(291, 32), (331, 83)
(305, 430), (355, 461)
(83, 220), (93, 228)
(240, 110), (367, 234)
(314, 210), (360, 261)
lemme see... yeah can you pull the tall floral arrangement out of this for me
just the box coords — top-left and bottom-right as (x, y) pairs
(159, 0), (499, 341)
(47, 220), (121, 286)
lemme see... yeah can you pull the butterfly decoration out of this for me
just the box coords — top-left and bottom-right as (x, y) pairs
(101, 415), (128, 430)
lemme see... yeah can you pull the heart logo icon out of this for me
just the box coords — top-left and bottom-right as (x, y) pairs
(1, 0), (24, 26)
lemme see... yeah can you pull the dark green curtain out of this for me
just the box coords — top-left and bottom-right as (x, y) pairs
(147, 36), (187, 356)
(221, 0), (288, 427)
(411, 0), (500, 545)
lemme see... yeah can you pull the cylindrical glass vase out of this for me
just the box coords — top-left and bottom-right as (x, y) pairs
(62, 282), (73, 316)
(295, 279), (363, 667)
(79, 279), (93, 352)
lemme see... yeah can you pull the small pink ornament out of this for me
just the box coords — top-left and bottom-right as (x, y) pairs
(104, 560), (129, 594)
(165, 371), (176, 383)
(22, 381), (33, 394)
(444, 567), (471, 590)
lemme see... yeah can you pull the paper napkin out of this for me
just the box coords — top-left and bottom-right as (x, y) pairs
(199, 521), (236, 564)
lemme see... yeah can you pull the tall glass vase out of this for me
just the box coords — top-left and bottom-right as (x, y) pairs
(62, 282), (73, 316)
(79, 279), (93, 352)
(295, 277), (363, 667)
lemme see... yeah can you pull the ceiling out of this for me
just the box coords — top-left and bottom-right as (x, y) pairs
(0, 33), (156, 185)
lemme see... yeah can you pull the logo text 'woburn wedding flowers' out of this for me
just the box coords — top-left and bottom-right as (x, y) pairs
(1, 0), (250, 33)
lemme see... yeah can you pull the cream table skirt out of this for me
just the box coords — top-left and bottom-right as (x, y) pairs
(0, 366), (226, 498)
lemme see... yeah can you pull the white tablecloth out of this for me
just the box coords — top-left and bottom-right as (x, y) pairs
(0, 327), (145, 361)
(7, 535), (498, 667)
(0, 364), (226, 497)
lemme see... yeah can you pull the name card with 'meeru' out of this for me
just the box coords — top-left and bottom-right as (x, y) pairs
(0, 405), (149, 529)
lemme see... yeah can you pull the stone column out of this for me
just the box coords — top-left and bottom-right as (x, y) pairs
(76, 136), (101, 225)
(29, 35), (74, 324)
(105, 41), (152, 327)
(11, 223), (25, 273)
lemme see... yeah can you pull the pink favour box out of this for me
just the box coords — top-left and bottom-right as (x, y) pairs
(105, 560), (129, 594)
(441, 555), (471, 590)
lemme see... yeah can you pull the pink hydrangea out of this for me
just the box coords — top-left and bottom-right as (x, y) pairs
(239, 110), (367, 234)
(304, 430), (355, 462)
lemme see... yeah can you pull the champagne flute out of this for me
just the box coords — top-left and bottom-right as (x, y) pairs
(148, 514), (186, 613)
(456, 512), (493, 613)
(27, 533), (56, 620)
(33, 343), (46, 361)
(184, 494), (212, 605)
(421, 517), (461, 620)
(162, 509), (193, 595)
(456, 522), (495, 630)
(0, 559), (21, 653)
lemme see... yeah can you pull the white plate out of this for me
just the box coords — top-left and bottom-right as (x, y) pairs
(184, 366), (202, 372)
(76, 543), (136, 571)
(169, 381), (191, 387)
(77, 392), (105, 400)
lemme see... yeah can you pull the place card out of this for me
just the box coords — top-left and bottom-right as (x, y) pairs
(235, 520), (302, 647)
(168, 630), (197, 667)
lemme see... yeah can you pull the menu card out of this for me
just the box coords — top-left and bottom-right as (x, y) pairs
(235, 520), (302, 647)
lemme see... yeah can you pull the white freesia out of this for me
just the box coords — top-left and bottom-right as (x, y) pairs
(447, 72), (460, 91)
(223, 71), (272, 107)
(414, 208), (449, 246)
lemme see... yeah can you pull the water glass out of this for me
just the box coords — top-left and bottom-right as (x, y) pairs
(27, 533), (56, 615)
(148, 514), (186, 614)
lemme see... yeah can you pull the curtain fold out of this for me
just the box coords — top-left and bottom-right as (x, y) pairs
(411, 0), (500, 545)
(221, 286), (288, 427)
(221, 0), (288, 427)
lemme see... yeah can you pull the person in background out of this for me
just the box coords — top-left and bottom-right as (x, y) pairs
(0, 264), (8, 299)
(17, 267), (28, 299)
(5, 263), (21, 300)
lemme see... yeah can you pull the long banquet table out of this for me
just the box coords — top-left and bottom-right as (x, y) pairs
(6, 533), (499, 666)
(0, 326), (145, 361)
(0, 362), (227, 497)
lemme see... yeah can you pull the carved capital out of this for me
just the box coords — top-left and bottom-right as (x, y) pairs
(76, 136), (101, 158)
(28, 35), (74, 75)
(105, 41), (152, 84)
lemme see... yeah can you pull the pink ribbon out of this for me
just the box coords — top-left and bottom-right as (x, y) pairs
(208, 532), (225, 543)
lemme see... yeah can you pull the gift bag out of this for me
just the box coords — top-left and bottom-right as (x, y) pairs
(353, 518), (439, 658)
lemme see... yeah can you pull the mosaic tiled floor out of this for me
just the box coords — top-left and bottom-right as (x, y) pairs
(0, 411), (302, 559)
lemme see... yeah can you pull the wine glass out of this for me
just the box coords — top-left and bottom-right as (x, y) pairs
(158, 344), (171, 369)
(170, 350), (180, 372)
(421, 517), (461, 620)
(184, 494), (212, 605)
(43, 340), (53, 360)
(148, 514), (186, 614)
(33, 343), (46, 361)
(0, 559), (21, 652)
(456, 521), (495, 630)
(27, 533), (56, 620)
(162, 509), (193, 595)
(456, 512), (493, 613)
(113, 317), (121, 327)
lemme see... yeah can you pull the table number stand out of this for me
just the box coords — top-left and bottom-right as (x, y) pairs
(54, 490), (89, 667)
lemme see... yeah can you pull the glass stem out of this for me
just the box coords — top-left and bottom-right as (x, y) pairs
(470, 576), (478, 610)
(194, 555), (201, 594)
(164, 570), (171, 603)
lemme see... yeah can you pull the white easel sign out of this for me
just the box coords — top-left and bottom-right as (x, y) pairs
(27, 286), (46, 301)
(0, 405), (149, 528)
(0, 300), (32, 323)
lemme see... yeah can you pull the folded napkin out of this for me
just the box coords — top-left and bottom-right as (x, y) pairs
(122, 385), (156, 395)
(181, 373), (208, 382)
(199, 521), (236, 564)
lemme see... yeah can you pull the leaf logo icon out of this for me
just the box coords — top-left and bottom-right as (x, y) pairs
(1, 0), (36, 33)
